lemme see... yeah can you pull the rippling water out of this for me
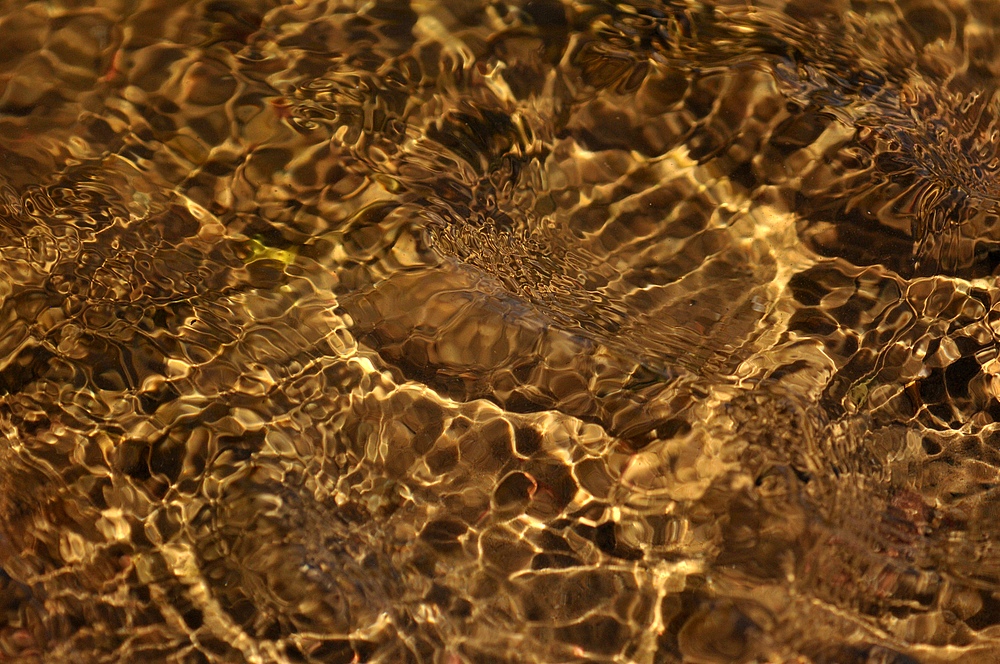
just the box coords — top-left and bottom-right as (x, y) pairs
(4, 0), (1000, 661)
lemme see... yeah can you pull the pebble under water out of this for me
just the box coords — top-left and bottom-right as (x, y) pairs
(4, 0), (1000, 661)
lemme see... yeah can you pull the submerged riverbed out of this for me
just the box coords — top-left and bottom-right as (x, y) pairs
(2, 0), (1000, 661)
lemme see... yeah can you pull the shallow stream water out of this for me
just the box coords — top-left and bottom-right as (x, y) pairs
(3, 0), (1000, 662)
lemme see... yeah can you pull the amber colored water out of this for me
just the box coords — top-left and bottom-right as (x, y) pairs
(3, 0), (1000, 662)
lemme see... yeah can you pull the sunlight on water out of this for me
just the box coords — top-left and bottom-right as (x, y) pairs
(3, 0), (1000, 661)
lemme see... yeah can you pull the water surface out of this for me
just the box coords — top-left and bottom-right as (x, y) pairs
(2, 0), (1000, 661)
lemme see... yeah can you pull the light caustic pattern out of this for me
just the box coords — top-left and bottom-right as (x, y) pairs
(3, 0), (1000, 662)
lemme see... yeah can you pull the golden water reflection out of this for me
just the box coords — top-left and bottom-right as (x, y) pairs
(2, 0), (1000, 661)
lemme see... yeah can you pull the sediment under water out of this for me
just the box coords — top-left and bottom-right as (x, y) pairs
(2, 0), (1000, 662)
